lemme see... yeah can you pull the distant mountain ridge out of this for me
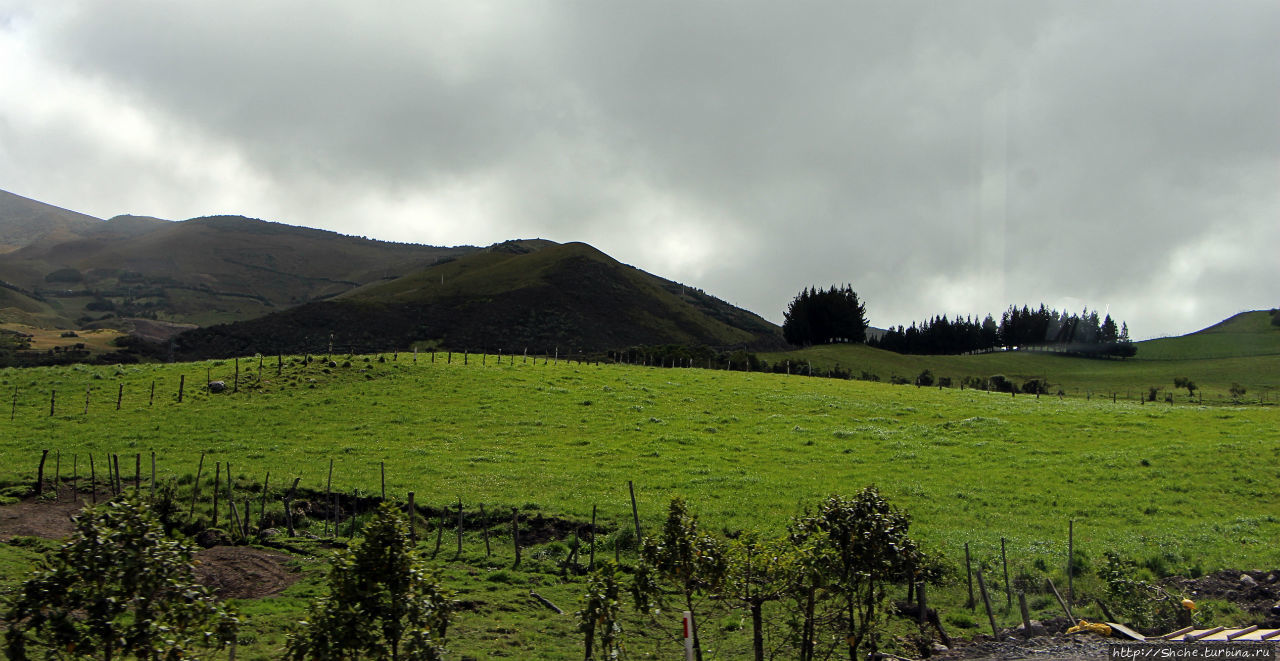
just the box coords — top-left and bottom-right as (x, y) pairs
(0, 189), (784, 357)
(0, 189), (476, 327)
(171, 240), (785, 357)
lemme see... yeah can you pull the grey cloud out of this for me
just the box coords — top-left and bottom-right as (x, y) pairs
(4, 0), (1277, 337)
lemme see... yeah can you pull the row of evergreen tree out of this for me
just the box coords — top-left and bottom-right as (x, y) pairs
(868, 305), (1136, 357)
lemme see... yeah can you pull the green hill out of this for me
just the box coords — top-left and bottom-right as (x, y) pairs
(1135, 310), (1280, 360)
(762, 310), (1280, 403)
(171, 240), (784, 358)
(0, 189), (102, 253)
(0, 189), (476, 327)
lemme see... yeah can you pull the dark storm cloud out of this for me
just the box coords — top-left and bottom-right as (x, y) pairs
(1, 0), (1276, 336)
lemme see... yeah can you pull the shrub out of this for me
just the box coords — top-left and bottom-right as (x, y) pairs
(4, 494), (238, 659)
(915, 369), (934, 387)
(286, 503), (454, 660)
(1098, 553), (1189, 633)
(1021, 379), (1048, 395)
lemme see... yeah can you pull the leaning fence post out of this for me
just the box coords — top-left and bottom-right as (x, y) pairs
(628, 480), (642, 544)
(977, 568), (998, 638)
(35, 449), (48, 496)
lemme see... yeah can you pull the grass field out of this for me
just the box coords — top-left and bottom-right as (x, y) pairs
(762, 311), (1280, 403)
(0, 321), (1277, 657)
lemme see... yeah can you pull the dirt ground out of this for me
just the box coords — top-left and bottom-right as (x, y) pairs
(0, 492), (84, 541)
(0, 493), (300, 599)
(193, 545), (299, 599)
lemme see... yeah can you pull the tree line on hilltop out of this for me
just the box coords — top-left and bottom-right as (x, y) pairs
(870, 305), (1136, 357)
(783, 286), (1136, 358)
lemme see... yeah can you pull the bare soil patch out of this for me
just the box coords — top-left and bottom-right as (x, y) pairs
(0, 494), (86, 541)
(193, 545), (299, 599)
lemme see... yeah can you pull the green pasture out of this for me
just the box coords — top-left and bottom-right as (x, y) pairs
(1, 345), (1278, 658)
(763, 311), (1280, 402)
(1, 352), (1276, 569)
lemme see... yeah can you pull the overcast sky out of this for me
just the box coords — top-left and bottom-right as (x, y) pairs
(1, 1), (1276, 338)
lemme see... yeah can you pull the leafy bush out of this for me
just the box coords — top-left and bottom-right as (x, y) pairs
(286, 503), (454, 660)
(1097, 553), (1189, 633)
(4, 494), (238, 659)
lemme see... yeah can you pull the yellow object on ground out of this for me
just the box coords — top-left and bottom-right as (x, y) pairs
(1067, 620), (1112, 636)
(1182, 599), (1196, 610)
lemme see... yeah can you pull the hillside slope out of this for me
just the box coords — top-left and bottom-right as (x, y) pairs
(1136, 310), (1280, 360)
(0, 189), (476, 327)
(0, 189), (102, 253)
(762, 309), (1280, 402)
(172, 240), (785, 357)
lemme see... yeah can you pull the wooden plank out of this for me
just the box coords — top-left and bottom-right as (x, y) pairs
(1158, 626), (1194, 640)
(1259, 629), (1280, 640)
(1186, 626), (1225, 641)
(1105, 622), (1146, 641)
(1225, 625), (1258, 640)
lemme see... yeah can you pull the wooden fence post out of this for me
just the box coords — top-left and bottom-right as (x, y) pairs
(918, 581), (928, 625)
(212, 462), (221, 528)
(407, 491), (417, 542)
(178, 375), (184, 403)
(35, 449), (48, 496)
(284, 477), (301, 537)
(259, 471), (270, 532)
(965, 542), (975, 609)
(1018, 592), (1032, 638)
(977, 568), (998, 637)
(589, 504), (597, 570)
(189, 452), (205, 521)
(456, 497), (463, 558)
(512, 507), (521, 567)
(150, 381), (155, 406)
(1068, 520), (1074, 607)
(629, 480), (642, 544)
(325, 459), (334, 537)
(117, 384), (123, 411)
(1002, 537), (1011, 609)
(50, 390), (55, 417)
(433, 509), (444, 559)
